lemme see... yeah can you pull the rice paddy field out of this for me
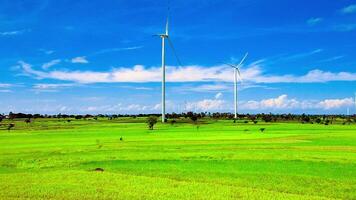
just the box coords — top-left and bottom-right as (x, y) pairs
(0, 118), (355, 200)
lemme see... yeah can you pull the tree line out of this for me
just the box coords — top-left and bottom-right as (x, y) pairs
(1, 112), (355, 123)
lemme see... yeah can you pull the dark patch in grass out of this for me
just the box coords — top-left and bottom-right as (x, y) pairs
(94, 168), (104, 172)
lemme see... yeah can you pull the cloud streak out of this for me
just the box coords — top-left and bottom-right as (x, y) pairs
(307, 18), (323, 26)
(71, 56), (89, 64)
(0, 29), (29, 36)
(17, 61), (356, 84)
(94, 46), (144, 55)
(342, 4), (356, 14)
(42, 59), (61, 70)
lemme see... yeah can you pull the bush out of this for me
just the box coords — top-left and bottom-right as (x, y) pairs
(7, 123), (15, 132)
(147, 116), (158, 130)
(315, 118), (322, 124)
(170, 120), (177, 126)
(260, 128), (266, 133)
(190, 115), (198, 123)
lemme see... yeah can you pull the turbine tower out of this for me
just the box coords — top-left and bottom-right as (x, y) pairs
(155, 14), (182, 123)
(225, 53), (248, 119)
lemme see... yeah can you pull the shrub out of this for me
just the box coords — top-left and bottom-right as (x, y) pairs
(260, 128), (266, 133)
(170, 120), (177, 126)
(190, 115), (198, 123)
(147, 116), (158, 130)
(7, 123), (15, 132)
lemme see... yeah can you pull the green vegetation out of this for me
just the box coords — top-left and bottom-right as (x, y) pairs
(0, 117), (355, 200)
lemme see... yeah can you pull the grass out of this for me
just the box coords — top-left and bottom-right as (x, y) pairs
(0, 118), (355, 199)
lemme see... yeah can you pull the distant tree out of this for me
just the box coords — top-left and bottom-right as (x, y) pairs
(24, 118), (31, 124)
(7, 123), (15, 132)
(315, 118), (322, 124)
(75, 115), (83, 120)
(301, 114), (310, 123)
(261, 114), (273, 123)
(190, 115), (198, 123)
(170, 120), (177, 126)
(147, 116), (158, 130)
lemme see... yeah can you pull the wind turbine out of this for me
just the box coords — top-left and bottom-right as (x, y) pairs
(354, 93), (356, 114)
(225, 53), (248, 119)
(155, 14), (182, 123)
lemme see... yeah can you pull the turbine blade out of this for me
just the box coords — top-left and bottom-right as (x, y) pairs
(166, 17), (169, 35)
(167, 37), (183, 67)
(236, 67), (241, 78)
(224, 63), (238, 69)
(237, 52), (249, 67)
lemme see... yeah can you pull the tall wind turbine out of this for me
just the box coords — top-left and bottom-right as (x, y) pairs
(354, 92), (356, 114)
(225, 53), (248, 119)
(155, 14), (182, 123)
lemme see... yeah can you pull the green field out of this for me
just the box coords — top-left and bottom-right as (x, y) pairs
(0, 118), (355, 200)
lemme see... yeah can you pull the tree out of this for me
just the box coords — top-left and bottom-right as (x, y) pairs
(315, 118), (322, 124)
(190, 115), (198, 123)
(25, 118), (31, 124)
(170, 120), (177, 126)
(261, 114), (273, 122)
(7, 123), (15, 132)
(147, 116), (158, 130)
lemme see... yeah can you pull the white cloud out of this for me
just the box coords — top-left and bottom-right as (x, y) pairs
(317, 98), (354, 110)
(186, 98), (225, 111)
(307, 18), (323, 26)
(71, 56), (89, 64)
(215, 92), (223, 99)
(31, 83), (76, 93)
(42, 59), (61, 70)
(241, 95), (354, 110)
(83, 103), (150, 113)
(39, 49), (55, 55)
(179, 84), (230, 92)
(0, 83), (12, 88)
(0, 29), (28, 36)
(33, 83), (74, 90)
(342, 4), (356, 14)
(334, 24), (356, 32)
(243, 95), (301, 110)
(17, 61), (356, 84)
(95, 46), (144, 55)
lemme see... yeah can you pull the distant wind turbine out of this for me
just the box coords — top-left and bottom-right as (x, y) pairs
(154, 12), (183, 123)
(225, 53), (248, 119)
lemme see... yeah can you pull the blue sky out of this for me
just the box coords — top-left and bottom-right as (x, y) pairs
(1, 0), (356, 114)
